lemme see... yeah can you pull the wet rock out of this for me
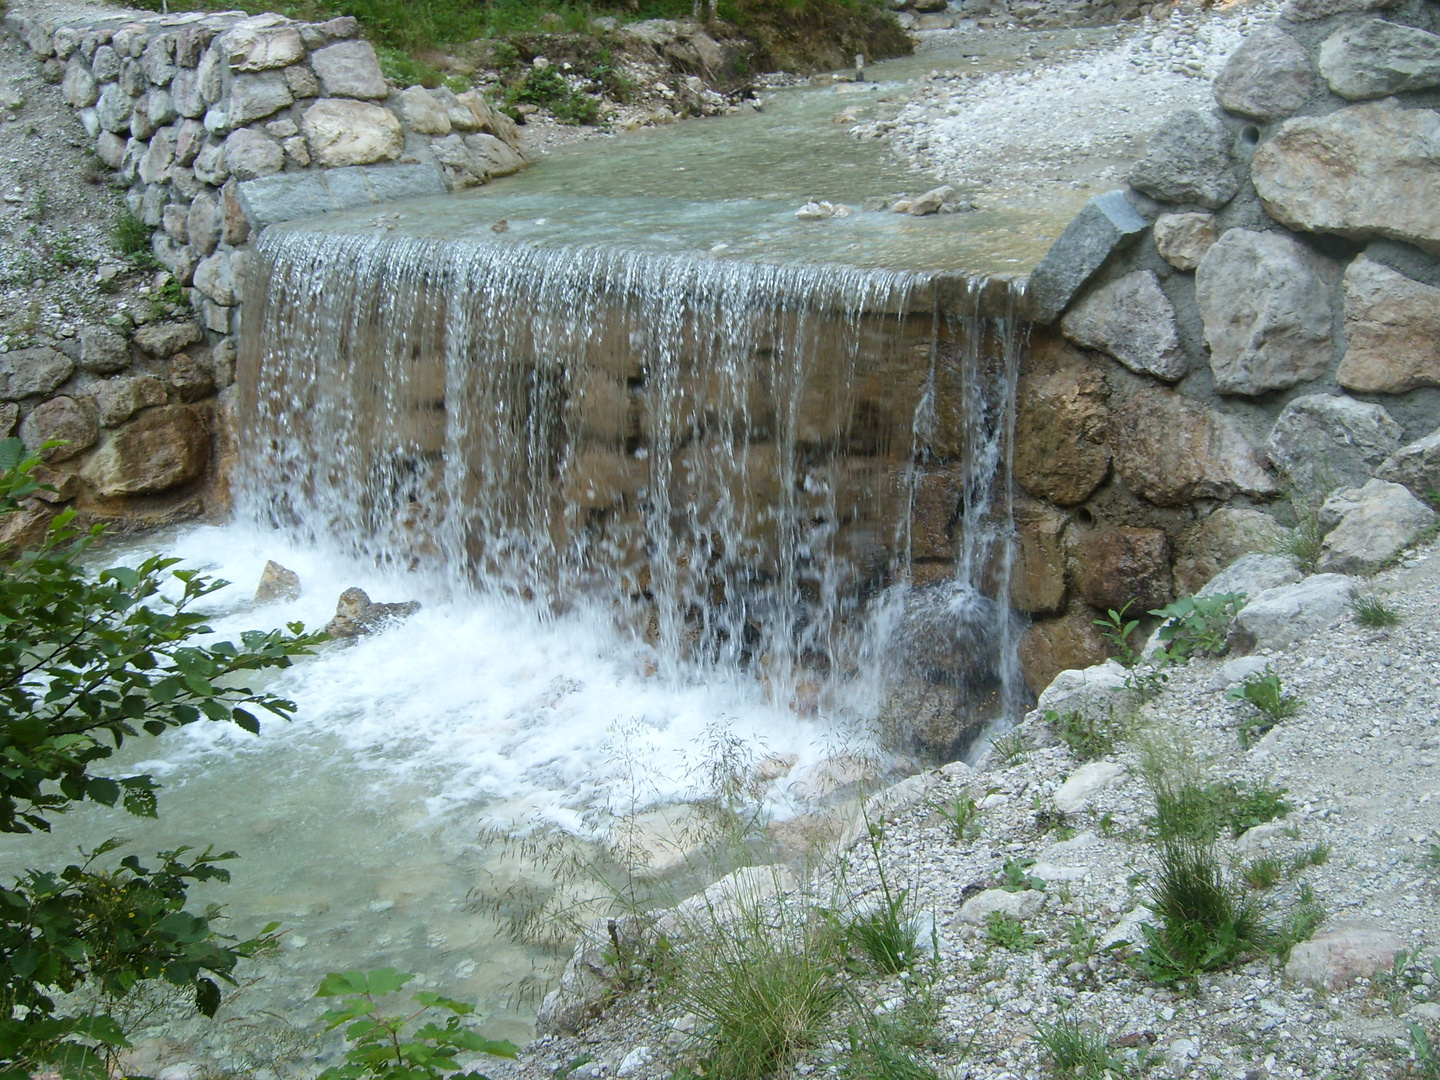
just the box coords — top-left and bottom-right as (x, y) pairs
(957, 887), (1044, 926)
(78, 326), (131, 374)
(0, 503), (55, 555)
(396, 85), (450, 135)
(1172, 508), (1285, 597)
(224, 128), (284, 180)
(19, 396), (98, 461)
(1377, 426), (1440, 499)
(1011, 500), (1067, 614)
(1252, 100), (1440, 256)
(324, 587), (422, 638)
(1027, 190), (1148, 324)
(1285, 924), (1405, 989)
(1194, 228), (1337, 396)
(255, 560), (301, 603)
(906, 184), (955, 216)
(1266, 393), (1403, 494)
(1213, 25), (1313, 121)
(1014, 353), (1110, 505)
(1231, 573), (1357, 652)
(81, 405), (209, 496)
(93, 374), (167, 427)
(301, 99), (403, 167)
(0, 346), (73, 400)
(1060, 270), (1184, 381)
(1317, 479), (1436, 573)
(1152, 211), (1217, 272)
(1336, 256), (1440, 394)
(133, 320), (203, 358)
(1283, 0), (1399, 18)
(1127, 109), (1238, 210)
(465, 133), (525, 177)
(1197, 552), (1303, 600)
(228, 70), (294, 125)
(1318, 19), (1440, 101)
(310, 40), (387, 99)
(1019, 608), (1112, 696)
(1072, 525), (1172, 612)
(1054, 761), (1128, 814)
(1112, 386), (1275, 507)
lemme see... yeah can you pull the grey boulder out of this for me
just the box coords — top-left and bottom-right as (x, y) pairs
(1127, 109), (1238, 210)
(1266, 393), (1403, 495)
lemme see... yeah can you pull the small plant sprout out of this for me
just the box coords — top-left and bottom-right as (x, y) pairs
(315, 968), (517, 1080)
(1001, 857), (1046, 893)
(1409, 1021), (1440, 1080)
(1289, 843), (1331, 875)
(1047, 707), (1122, 762)
(1350, 590), (1401, 628)
(1033, 1015), (1125, 1078)
(990, 728), (1032, 766)
(983, 910), (1040, 951)
(1093, 600), (1142, 667)
(1227, 667), (1302, 747)
(932, 791), (983, 842)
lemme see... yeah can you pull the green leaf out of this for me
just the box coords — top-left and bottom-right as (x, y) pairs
(196, 977), (222, 1017)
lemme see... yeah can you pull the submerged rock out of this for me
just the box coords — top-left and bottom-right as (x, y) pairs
(324, 587), (421, 638)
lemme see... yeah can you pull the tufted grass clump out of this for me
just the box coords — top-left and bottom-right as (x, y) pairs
(990, 728), (1032, 767)
(1033, 1015), (1125, 1078)
(984, 910), (1040, 951)
(1350, 591), (1402, 628)
(1047, 707), (1123, 762)
(1147, 774), (1291, 845)
(1240, 856), (1284, 890)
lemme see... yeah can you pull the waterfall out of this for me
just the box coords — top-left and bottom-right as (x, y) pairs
(235, 227), (1027, 748)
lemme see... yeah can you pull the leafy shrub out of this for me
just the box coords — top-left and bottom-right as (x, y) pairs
(1046, 708), (1121, 762)
(315, 968), (517, 1080)
(1227, 669), (1302, 747)
(1092, 600), (1141, 667)
(983, 910), (1039, 952)
(508, 65), (600, 125)
(1149, 593), (1245, 662)
(0, 437), (322, 1076)
(112, 208), (151, 259)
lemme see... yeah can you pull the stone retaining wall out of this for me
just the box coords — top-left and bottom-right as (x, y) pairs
(1011, 0), (1440, 692)
(0, 3), (528, 541)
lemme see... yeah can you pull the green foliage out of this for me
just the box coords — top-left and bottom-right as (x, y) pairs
(845, 890), (919, 976)
(508, 66), (600, 125)
(315, 969), (517, 1080)
(1350, 591), (1401, 628)
(1135, 840), (1268, 986)
(112, 208), (151, 261)
(1046, 708), (1120, 762)
(1290, 843), (1330, 874)
(1147, 775), (1291, 844)
(931, 791), (982, 842)
(1409, 1021), (1440, 1080)
(0, 437), (323, 1077)
(1227, 669), (1302, 747)
(1032, 1015), (1124, 1078)
(1239, 856), (1283, 890)
(375, 45), (447, 89)
(1092, 601), (1141, 668)
(982, 910), (1039, 952)
(1274, 494), (1324, 573)
(1149, 593), (1245, 663)
(1000, 858), (1044, 894)
(989, 728), (1031, 767)
(1271, 882), (1324, 961)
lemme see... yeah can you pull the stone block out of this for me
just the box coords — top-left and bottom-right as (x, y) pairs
(19, 396), (98, 461)
(78, 326), (130, 373)
(1266, 393), (1402, 494)
(301, 98), (403, 167)
(224, 127), (284, 180)
(1014, 345), (1111, 506)
(1336, 255), (1440, 394)
(1072, 525), (1172, 612)
(1152, 211), (1217, 272)
(1127, 109), (1238, 210)
(81, 404), (209, 496)
(0, 347), (74, 400)
(1213, 25), (1312, 121)
(310, 39), (387, 99)
(1026, 190), (1148, 324)
(1061, 269), (1184, 381)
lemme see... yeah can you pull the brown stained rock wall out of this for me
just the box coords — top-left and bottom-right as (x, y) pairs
(1015, 0), (1440, 693)
(2, 6), (528, 534)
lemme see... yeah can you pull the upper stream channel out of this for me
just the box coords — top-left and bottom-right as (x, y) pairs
(3, 27), (1109, 1067)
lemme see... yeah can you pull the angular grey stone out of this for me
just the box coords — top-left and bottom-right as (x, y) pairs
(193, 247), (248, 306)
(91, 44), (120, 81)
(1336, 255), (1440, 394)
(171, 67), (204, 118)
(284, 63), (321, 99)
(1283, 0), (1399, 21)
(95, 83), (134, 133)
(1153, 211), (1217, 272)
(161, 203), (188, 243)
(19, 396), (98, 462)
(310, 40), (387, 99)
(301, 99), (403, 167)
(431, 133), (489, 188)
(150, 234), (197, 286)
(224, 25), (304, 71)
(78, 326), (131, 374)
(1266, 393), (1403, 494)
(1128, 109), (1238, 210)
(194, 141), (228, 186)
(0, 347), (74, 400)
(129, 101), (157, 142)
(360, 162), (447, 203)
(1213, 25), (1313, 121)
(1054, 761), (1128, 814)
(62, 58), (98, 108)
(0, 402), (16, 439)
(1060, 270), (1184, 381)
(93, 374), (168, 427)
(464, 132), (525, 177)
(1197, 552), (1302, 599)
(133, 320), (203, 358)
(1026, 190), (1149, 324)
(1319, 19), (1440, 102)
(228, 70), (293, 124)
(396, 85), (450, 134)
(95, 130), (126, 169)
(145, 87), (176, 127)
(224, 128), (284, 181)
(1317, 479), (1437, 573)
(235, 171), (337, 226)
(1286, 924), (1404, 989)
(142, 33), (176, 86)
(1195, 228), (1337, 396)
(196, 42), (223, 104)
(1252, 100), (1440, 256)
(1377, 427), (1440, 500)
(174, 118), (205, 164)
(1231, 573), (1357, 652)
(186, 191), (221, 254)
(117, 56), (147, 98)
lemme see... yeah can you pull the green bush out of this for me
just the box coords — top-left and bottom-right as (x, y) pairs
(1149, 592), (1245, 662)
(1046, 708), (1121, 762)
(0, 437), (322, 1077)
(112, 208), (151, 260)
(508, 65), (600, 125)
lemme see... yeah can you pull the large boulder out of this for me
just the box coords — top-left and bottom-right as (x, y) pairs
(1252, 100), (1440, 256)
(1152, 211), (1217, 272)
(301, 99), (403, 167)
(1026, 190), (1148, 324)
(19, 396), (98, 462)
(1071, 525), (1172, 612)
(1317, 19), (1440, 101)
(310, 40), (387, 99)
(1283, 0), (1398, 18)
(81, 405), (209, 496)
(1060, 270), (1185, 381)
(1172, 507), (1286, 597)
(93, 374), (168, 427)
(395, 85), (450, 135)
(1377, 427), (1440, 499)
(1266, 393), (1403, 494)
(1198, 552), (1303, 600)
(1127, 110), (1238, 210)
(1213, 26), (1314, 121)
(224, 128), (284, 181)
(1014, 350), (1111, 506)
(1317, 479), (1436, 573)
(0, 347), (73, 400)
(228, 70), (294, 124)
(1336, 256), (1440, 394)
(1111, 386), (1275, 507)
(1194, 229), (1337, 396)
(1231, 573), (1357, 652)
(224, 24), (305, 71)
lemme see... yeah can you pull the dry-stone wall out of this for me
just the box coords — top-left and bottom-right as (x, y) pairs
(1015, 0), (1440, 694)
(1, 4), (527, 540)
